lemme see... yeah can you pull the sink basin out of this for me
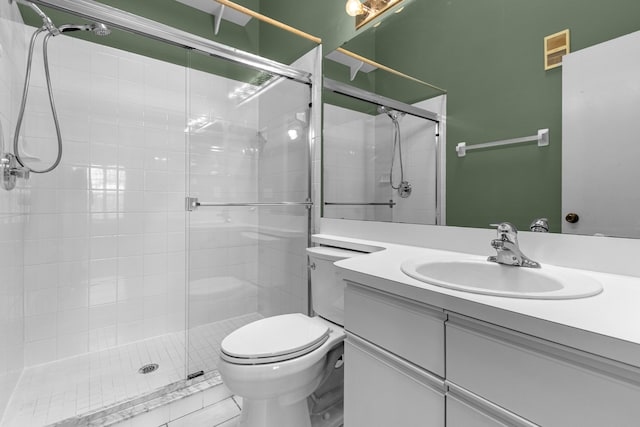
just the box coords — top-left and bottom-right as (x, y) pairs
(401, 257), (603, 299)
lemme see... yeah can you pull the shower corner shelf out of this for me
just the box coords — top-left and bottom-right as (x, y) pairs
(456, 128), (549, 158)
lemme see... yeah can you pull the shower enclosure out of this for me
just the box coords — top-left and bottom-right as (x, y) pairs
(0, 1), (315, 425)
(322, 79), (443, 225)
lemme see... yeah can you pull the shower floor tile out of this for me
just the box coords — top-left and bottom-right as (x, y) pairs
(1, 313), (261, 427)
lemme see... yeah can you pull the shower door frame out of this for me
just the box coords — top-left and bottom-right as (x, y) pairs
(27, 0), (312, 84)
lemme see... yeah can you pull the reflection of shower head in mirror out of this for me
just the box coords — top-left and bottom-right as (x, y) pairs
(377, 105), (405, 122)
(378, 106), (411, 198)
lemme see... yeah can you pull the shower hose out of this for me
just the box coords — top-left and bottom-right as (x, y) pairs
(13, 26), (63, 173)
(390, 117), (404, 190)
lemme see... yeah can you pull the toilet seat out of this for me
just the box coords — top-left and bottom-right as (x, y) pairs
(221, 314), (331, 365)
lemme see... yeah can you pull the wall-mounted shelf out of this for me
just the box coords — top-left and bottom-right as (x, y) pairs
(325, 50), (377, 81)
(456, 128), (549, 158)
(175, 0), (252, 35)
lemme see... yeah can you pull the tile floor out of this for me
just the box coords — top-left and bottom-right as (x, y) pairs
(1, 313), (261, 427)
(162, 395), (242, 427)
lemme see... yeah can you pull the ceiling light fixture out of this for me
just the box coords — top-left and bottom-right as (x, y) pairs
(345, 0), (404, 29)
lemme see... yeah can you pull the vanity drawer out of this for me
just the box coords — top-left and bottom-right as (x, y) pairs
(446, 314), (640, 427)
(446, 383), (538, 427)
(344, 281), (446, 376)
(345, 333), (446, 427)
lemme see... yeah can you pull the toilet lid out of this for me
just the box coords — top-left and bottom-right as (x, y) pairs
(221, 314), (330, 364)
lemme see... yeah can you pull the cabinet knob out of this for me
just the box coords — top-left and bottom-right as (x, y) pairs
(565, 213), (579, 223)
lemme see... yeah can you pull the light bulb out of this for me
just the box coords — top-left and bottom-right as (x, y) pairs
(345, 0), (364, 16)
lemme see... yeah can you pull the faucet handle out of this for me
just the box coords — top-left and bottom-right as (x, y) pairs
(529, 218), (549, 232)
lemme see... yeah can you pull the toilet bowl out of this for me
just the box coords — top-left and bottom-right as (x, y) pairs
(218, 246), (362, 427)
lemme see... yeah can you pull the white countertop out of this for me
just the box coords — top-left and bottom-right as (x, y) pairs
(314, 234), (640, 367)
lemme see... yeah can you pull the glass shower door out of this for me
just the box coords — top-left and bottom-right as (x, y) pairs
(185, 50), (312, 378)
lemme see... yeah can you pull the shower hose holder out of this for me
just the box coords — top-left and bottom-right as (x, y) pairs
(398, 181), (412, 198)
(1, 153), (30, 191)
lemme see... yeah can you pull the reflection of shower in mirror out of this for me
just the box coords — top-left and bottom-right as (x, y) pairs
(378, 105), (412, 198)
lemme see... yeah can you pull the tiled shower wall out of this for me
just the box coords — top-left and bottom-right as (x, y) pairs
(323, 104), (376, 221)
(16, 21), (310, 366)
(19, 29), (189, 366)
(186, 66), (260, 333)
(0, 1), (27, 418)
(256, 75), (312, 317)
(187, 53), (313, 328)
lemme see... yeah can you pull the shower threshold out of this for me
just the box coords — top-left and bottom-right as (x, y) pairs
(48, 370), (225, 426)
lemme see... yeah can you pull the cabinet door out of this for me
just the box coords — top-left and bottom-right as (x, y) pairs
(345, 282), (446, 376)
(446, 384), (538, 427)
(446, 314), (640, 427)
(344, 333), (445, 427)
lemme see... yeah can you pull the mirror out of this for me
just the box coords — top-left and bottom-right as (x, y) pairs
(321, 0), (640, 238)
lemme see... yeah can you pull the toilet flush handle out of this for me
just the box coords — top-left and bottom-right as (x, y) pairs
(309, 262), (316, 270)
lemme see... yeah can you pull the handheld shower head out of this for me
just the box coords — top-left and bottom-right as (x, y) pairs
(15, 0), (59, 35)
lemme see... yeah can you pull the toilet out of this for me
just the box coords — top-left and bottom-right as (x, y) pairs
(218, 246), (361, 427)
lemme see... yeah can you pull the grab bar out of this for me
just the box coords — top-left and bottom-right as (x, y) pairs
(456, 128), (549, 157)
(186, 197), (312, 211)
(324, 200), (396, 208)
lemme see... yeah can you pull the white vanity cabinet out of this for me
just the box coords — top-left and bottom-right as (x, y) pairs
(344, 280), (640, 427)
(344, 282), (447, 427)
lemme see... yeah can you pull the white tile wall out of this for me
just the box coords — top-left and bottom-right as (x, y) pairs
(323, 104), (377, 221)
(185, 52), (312, 349)
(0, 1), (28, 420)
(185, 65), (261, 358)
(17, 28), (188, 366)
(255, 74), (311, 317)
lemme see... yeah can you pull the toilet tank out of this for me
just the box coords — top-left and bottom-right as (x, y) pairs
(306, 246), (362, 326)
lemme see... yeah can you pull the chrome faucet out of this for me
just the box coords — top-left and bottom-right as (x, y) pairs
(488, 222), (540, 268)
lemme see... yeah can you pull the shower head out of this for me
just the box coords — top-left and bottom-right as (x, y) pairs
(58, 23), (111, 36)
(91, 23), (112, 36)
